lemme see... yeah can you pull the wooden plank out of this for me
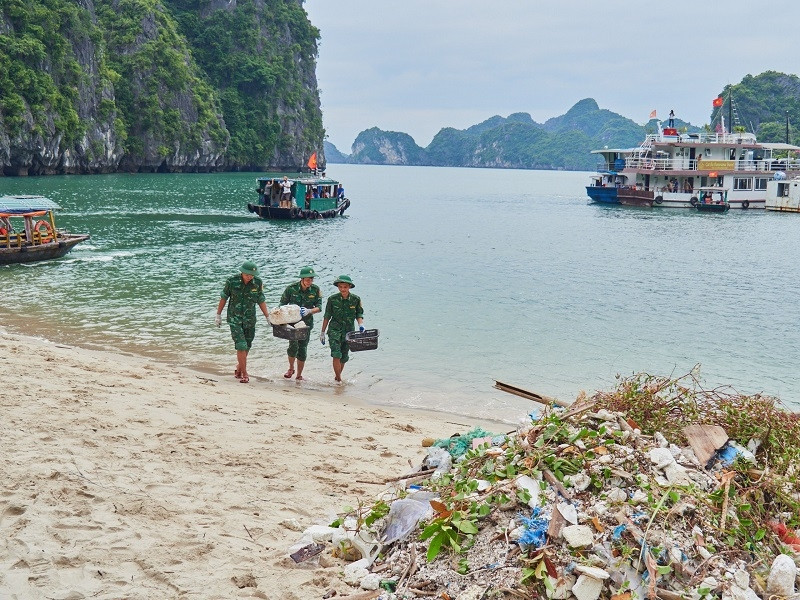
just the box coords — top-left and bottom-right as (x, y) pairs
(682, 425), (728, 467)
(494, 380), (571, 408)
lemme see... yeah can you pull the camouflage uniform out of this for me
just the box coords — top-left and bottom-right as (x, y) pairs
(280, 281), (322, 362)
(221, 274), (266, 351)
(323, 292), (364, 363)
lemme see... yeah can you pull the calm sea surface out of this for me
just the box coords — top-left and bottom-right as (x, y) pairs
(2, 165), (800, 422)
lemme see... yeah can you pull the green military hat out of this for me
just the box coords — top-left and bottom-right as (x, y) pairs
(299, 266), (316, 278)
(333, 274), (354, 288)
(240, 260), (258, 276)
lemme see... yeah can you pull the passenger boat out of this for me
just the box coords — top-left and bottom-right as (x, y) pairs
(586, 148), (634, 204)
(0, 195), (89, 265)
(247, 175), (350, 220)
(765, 173), (800, 213)
(614, 125), (800, 210)
(693, 188), (729, 212)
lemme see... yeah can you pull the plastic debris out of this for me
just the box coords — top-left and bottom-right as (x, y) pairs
(433, 427), (496, 458)
(516, 507), (548, 550)
(380, 498), (432, 544)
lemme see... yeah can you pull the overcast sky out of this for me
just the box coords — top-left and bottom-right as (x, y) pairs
(303, 0), (800, 152)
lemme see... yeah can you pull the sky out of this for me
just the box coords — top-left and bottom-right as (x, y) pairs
(303, 0), (800, 153)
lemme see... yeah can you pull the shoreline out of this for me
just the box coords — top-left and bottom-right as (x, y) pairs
(0, 328), (510, 598)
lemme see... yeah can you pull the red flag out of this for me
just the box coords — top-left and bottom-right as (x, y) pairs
(649, 110), (657, 119)
(307, 152), (317, 170)
(713, 96), (724, 107)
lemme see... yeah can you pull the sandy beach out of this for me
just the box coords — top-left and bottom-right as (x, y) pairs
(0, 330), (498, 599)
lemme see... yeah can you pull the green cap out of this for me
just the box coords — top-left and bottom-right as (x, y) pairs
(299, 266), (316, 278)
(240, 260), (258, 276)
(333, 274), (354, 288)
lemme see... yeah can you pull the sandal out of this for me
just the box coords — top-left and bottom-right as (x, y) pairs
(240, 375), (250, 384)
(295, 375), (304, 381)
(234, 368), (242, 379)
(283, 369), (294, 379)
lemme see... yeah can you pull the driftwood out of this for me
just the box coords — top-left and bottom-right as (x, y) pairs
(493, 380), (571, 408)
(384, 468), (436, 483)
(543, 469), (573, 500)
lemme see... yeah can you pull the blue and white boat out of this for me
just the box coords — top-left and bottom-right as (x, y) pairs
(586, 148), (634, 204)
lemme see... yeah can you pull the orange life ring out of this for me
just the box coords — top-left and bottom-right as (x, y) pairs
(33, 219), (54, 242)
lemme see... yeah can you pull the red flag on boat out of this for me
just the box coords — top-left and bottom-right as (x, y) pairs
(307, 152), (317, 170)
(713, 96), (724, 107)
(649, 110), (657, 119)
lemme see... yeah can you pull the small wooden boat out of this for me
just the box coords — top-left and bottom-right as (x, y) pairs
(693, 188), (730, 213)
(0, 196), (90, 265)
(616, 187), (654, 207)
(247, 175), (350, 220)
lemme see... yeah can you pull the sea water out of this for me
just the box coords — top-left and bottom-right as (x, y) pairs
(2, 165), (800, 422)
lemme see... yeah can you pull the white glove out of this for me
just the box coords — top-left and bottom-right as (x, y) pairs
(300, 307), (311, 318)
(320, 330), (326, 345)
(215, 313), (222, 327)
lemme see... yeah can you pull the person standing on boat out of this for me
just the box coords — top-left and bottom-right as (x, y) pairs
(336, 184), (345, 199)
(319, 275), (364, 383)
(280, 266), (322, 381)
(280, 176), (293, 208)
(215, 260), (270, 384)
(668, 110), (675, 128)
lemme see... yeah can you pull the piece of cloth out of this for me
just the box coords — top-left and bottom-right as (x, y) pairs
(221, 274), (266, 326)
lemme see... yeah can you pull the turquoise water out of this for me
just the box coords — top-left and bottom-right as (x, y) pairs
(2, 165), (800, 421)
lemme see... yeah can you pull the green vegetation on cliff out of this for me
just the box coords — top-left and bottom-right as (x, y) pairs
(0, 0), (95, 143)
(166, 0), (323, 166)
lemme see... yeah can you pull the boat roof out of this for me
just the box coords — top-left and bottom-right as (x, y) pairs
(257, 176), (340, 185)
(0, 195), (61, 213)
(761, 142), (800, 152)
(590, 148), (635, 155)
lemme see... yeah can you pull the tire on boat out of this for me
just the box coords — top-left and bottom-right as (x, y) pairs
(247, 204), (255, 213)
(742, 200), (750, 209)
(290, 207), (299, 218)
(689, 196), (699, 207)
(312, 210), (321, 219)
(654, 195), (663, 205)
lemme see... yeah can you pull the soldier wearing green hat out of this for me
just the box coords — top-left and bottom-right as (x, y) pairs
(279, 266), (322, 380)
(215, 260), (270, 384)
(320, 275), (364, 382)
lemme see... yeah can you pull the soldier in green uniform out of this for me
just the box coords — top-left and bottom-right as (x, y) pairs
(215, 260), (270, 384)
(319, 275), (364, 382)
(280, 266), (322, 381)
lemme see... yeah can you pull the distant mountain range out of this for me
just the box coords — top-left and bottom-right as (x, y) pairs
(324, 71), (800, 171)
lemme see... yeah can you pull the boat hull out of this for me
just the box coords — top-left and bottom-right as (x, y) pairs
(695, 203), (730, 213)
(0, 234), (89, 265)
(247, 198), (350, 220)
(586, 186), (619, 204)
(617, 189), (654, 207)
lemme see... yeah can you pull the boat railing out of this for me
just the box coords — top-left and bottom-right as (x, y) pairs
(644, 132), (757, 145)
(625, 157), (800, 173)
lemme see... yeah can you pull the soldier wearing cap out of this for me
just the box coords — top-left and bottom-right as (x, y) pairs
(215, 260), (270, 384)
(319, 275), (364, 382)
(280, 266), (322, 381)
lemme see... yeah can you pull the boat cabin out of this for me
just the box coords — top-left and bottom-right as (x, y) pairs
(0, 196), (60, 248)
(256, 176), (344, 213)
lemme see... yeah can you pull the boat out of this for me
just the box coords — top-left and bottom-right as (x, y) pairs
(765, 173), (800, 213)
(247, 175), (350, 220)
(0, 195), (89, 265)
(596, 95), (800, 210)
(693, 187), (729, 212)
(586, 148), (634, 204)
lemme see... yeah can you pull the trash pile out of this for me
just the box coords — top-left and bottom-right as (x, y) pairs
(287, 373), (800, 599)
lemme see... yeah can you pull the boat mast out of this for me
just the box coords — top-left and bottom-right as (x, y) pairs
(728, 89), (733, 134)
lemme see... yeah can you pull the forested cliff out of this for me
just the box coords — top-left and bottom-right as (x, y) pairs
(0, 0), (324, 175)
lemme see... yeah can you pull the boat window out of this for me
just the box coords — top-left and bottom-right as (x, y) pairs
(734, 177), (753, 190)
(754, 178), (768, 191)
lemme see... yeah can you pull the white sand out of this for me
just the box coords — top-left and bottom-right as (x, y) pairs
(0, 331), (494, 599)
